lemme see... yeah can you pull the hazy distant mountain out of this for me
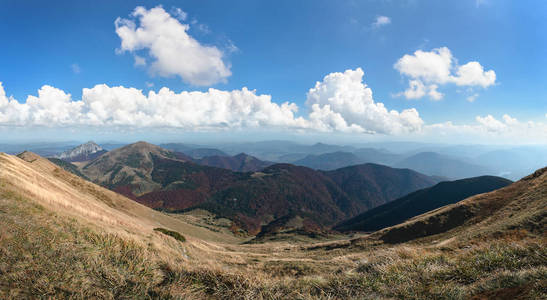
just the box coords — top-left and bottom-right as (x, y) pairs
(334, 175), (512, 232)
(323, 164), (439, 212)
(395, 152), (490, 179)
(77, 142), (439, 234)
(0, 142), (78, 157)
(473, 148), (547, 180)
(217, 140), (355, 161)
(184, 148), (228, 159)
(293, 148), (404, 170)
(196, 153), (273, 172)
(352, 148), (402, 166)
(293, 152), (362, 170)
(55, 141), (107, 162)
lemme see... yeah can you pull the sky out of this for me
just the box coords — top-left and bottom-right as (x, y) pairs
(0, 0), (546, 144)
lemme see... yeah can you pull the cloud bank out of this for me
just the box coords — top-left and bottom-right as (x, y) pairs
(0, 69), (423, 135)
(395, 47), (496, 100)
(115, 6), (232, 86)
(1, 68), (543, 142)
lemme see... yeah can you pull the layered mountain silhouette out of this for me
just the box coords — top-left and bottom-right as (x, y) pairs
(293, 152), (363, 170)
(394, 152), (491, 179)
(334, 175), (512, 232)
(70, 141), (439, 234)
(293, 149), (402, 170)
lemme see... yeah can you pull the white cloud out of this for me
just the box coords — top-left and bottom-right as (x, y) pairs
(306, 68), (423, 134)
(372, 16), (391, 28)
(0, 68), (423, 135)
(394, 47), (496, 100)
(1, 78), (545, 143)
(452, 61), (496, 88)
(115, 6), (232, 86)
(420, 114), (547, 144)
(71, 64), (81, 74)
(0, 83), (83, 126)
(399, 80), (443, 101)
(0, 82), (305, 130)
(476, 114), (507, 132)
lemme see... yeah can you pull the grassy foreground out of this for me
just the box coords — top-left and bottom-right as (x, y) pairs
(1, 188), (545, 299)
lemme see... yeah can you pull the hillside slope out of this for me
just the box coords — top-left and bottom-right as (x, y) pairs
(335, 176), (512, 232)
(372, 167), (546, 244)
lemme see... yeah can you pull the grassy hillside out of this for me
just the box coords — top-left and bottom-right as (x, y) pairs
(373, 167), (547, 244)
(0, 152), (545, 299)
(335, 175), (512, 232)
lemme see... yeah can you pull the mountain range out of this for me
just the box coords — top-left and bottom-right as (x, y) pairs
(58, 141), (441, 234)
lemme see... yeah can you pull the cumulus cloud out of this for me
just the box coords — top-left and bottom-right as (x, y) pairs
(423, 114), (547, 143)
(305, 68), (423, 134)
(0, 82), (305, 130)
(372, 16), (391, 28)
(0, 68), (424, 135)
(394, 47), (496, 100)
(401, 80), (443, 100)
(0, 83), (83, 126)
(476, 114), (507, 132)
(115, 6), (232, 86)
(1, 77), (544, 143)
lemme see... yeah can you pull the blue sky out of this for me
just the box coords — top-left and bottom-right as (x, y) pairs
(0, 0), (546, 143)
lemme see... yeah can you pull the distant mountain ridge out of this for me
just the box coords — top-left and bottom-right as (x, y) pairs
(334, 175), (512, 232)
(55, 141), (107, 162)
(195, 153), (273, 172)
(294, 152), (363, 170)
(394, 151), (491, 179)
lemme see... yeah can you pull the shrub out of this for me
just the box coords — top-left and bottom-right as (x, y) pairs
(153, 228), (186, 242)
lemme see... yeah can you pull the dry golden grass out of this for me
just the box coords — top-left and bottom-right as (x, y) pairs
(0, 152), (545, 299)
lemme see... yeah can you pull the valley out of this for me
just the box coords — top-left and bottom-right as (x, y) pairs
(0, 148), (545, 299)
